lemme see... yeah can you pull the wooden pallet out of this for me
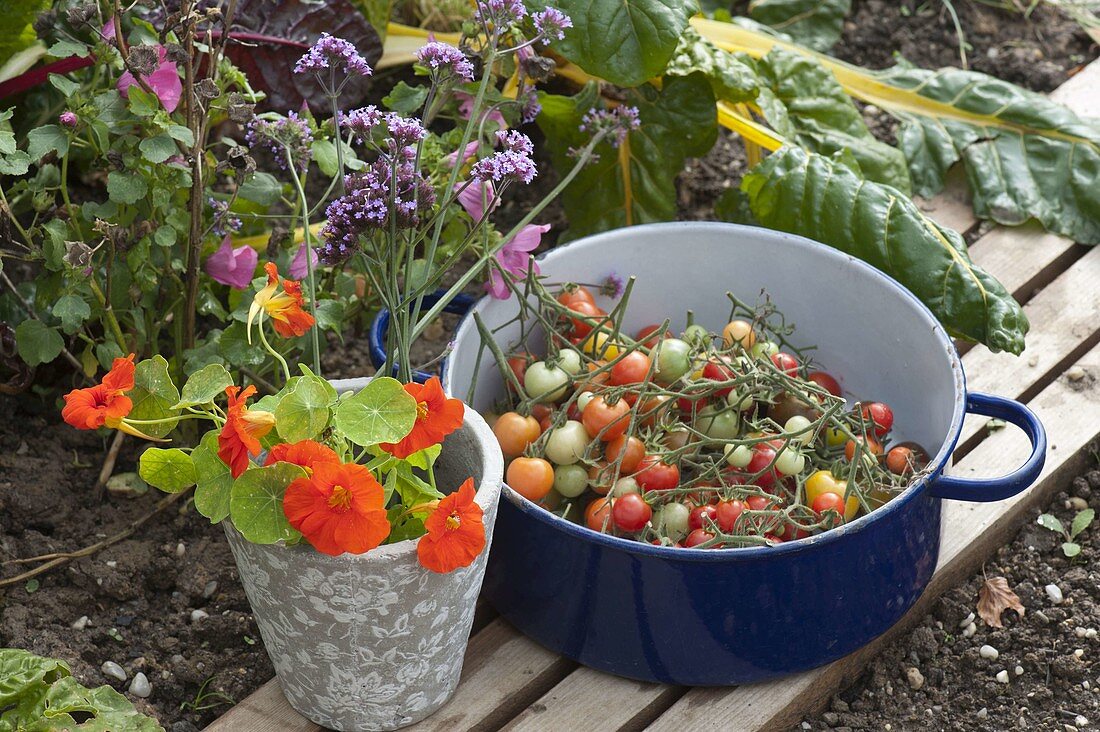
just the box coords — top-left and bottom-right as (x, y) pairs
(205, 60), (1100, 732)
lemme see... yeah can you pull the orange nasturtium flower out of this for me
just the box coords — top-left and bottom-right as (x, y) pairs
(264, 439), (341, 473)
(380, 377), (464, 459)
(417, 478), (486, 573)
(283, 462), (391, 556)
(62, 354), (136, 430)
(247, 262), (316, 340)
(218, 385), (276, 478)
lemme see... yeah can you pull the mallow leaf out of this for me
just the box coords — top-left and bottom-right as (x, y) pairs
(742, 146), (1028, 354)
(748, 0), (851, 51)
(538, 73), (717, 241)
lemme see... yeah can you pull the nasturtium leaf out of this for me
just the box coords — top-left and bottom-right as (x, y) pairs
(106, 171), (148, 205)
(275, 374), (333, 442)
(742, 146), (1028, 354)
(404, 443), (442, 471)
(139, 133), (177, 163)
(138, 447), (197, 493)
(537, 0), (695, 87)
(538, 73), (718, 241)
(666, 28), (759, 104)
(175, 363), (233, 408)
(51, 294), (90, 335)
(26, 124), (68, 161)
(192, 432), (232, 523)
(128, 355), (181, 438)
(229, 463), (307, 544)
(334, 376), (417, 447)
(154, 224), (176, 247)
(0, 109), (19, 154)
(237, 171), (282, 206)
(1037, 512), (1064, 534)
(14, 320), (63, 367)
(748, 0), (850, 51)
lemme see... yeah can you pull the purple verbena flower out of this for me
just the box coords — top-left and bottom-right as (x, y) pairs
(579, 106), (641, 147)
(59, 111), (78, 128)
(532, 8), (572, 43)
(246, 112), (314, 172)
(520, 90), (541, 124)
(415, 41), (475, 83)
(209, 197), (242, 237)
(601, 272), (625, 298)
(470, 149), (538, 186)
(474, 0), (527, 27)
(385, 114), (427, 149)
(294, 33), (373, 78)
(495, 130), (534, 156)
(342, 105), (383, 143)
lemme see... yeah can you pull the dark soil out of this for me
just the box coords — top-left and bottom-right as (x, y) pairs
(795, 466), (1100, 732)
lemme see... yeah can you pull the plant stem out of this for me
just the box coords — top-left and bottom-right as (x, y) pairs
(256, 317), (292, 383)
(88, 278), (128, 353)
(284, 148), (323, 376)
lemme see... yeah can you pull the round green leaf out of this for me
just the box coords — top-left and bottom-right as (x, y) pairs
(193, 432), (232, 523)
(14, 320), (63, 367)
(275, 375), (334, 442)
(51, 295), (91, 335)
(138, 447), (197, 493)
(334, 377), (417, 447)
(128, 355), (181, 438)
(175, 363), (233, 409)
(229, 463), (307, 544)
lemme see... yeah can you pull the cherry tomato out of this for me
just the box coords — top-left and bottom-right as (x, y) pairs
(764, 533), (785, 544)
(507, 457), (555, 502)
(860, 402), (894, 437)
(493, 412), (541, 458)
(634, 455), (680, 491)
(531, 403), (554, 433)
(581, 395), (631, 441)
(582, 331), (621, 360)
(638, 394), (673, 428)
(812, 492), (847, 524)
(684, 528), (715, 548)
(605, 435), (645, 474)
(722, 319), (757, 350)
(525, 361), (570, 403)
(585, 497), (612, 532)
(635, 324), (670, 349)
(845, 434), (884, 462)
(655, 338), (692, 385)
(702, 361), (736, 397)
(567, 301), (607, 339)
(588, 461), (615, 495)
(745, 494), (776, 512)
(770, 352), (799, 377)
(688, 504), (719, 531)
(557, 285), (596, 309)
(655, 502), (691, 542)
(803, 470), (859, 521)
(553, 464), (589, 498)
(677, 382), (711, 415)
(544, 421), (590, 465)
(715, 500), (745, 533)
(745, 443), (778, 489)
(556, 348), (583, 376)
(807, 371), (841, 397)
(886, 443), (927, 475)
(612, 493), (652, 532)
(507, 354), (530, 390)
(610, 351), (652, 386)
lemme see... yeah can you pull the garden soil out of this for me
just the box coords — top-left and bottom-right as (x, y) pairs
(1, 2), (1096, 730)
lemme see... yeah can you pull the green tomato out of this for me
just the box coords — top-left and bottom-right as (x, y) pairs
(655, 502), (690, 542)
(610, 476), (641, 497)
(698, 406), (740, 440)
(724, 443), (752, 468)
(655, 338), (692, 384)
(726, 389), (754, 412)
(525, 361), (569, 403)
(750, 340), (780, 360)
(774, 448), (806, 476)
(553, 464), (589, 498)
(682, 324), (710, 347)
(556, 348), (583, 375)
(544, 421), (590, 465)
(576, 391), (596, 413)
(784, 416), (814, 444)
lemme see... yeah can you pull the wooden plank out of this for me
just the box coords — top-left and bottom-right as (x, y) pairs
(203, 679), (319, 732)
(1050, 58), (1100, 117)
(646, 344), (1100, 732)
(915, 170), (976, 234)
(503, 666), (683, 732)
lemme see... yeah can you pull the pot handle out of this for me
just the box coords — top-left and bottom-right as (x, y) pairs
(369, 291), (477, 384)
(928, 391), (1047, 502)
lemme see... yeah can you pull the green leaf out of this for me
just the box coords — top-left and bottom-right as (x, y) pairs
(46, 38), (90, 58)
(175, 363), (233, 408)
(275, 374), (333, 442)
(313, 299), (345, 332)
(541, 0), (695, 87)
(193, 432), (232, 523)
(383, 81), (429, 114)
(749, 0), (850, 51)
(26, 124), (68, 160)
(742, 146), (1028, 354)
(1063, 542), (1082, 558)
(218, 321), (265, 367)
(0, 0), (48, 70)
(229, 463), (307, 544)
(47, 73), (80, 97)
(1036, 512), (1065, 535)
(15, 320), (63, 367)
(334, 376), (418, 447)
(311, 138), (339, 177)
(404, 443), (442, 470)
(752, 49), (911, 191)
(238, 172), (282, 206)
(167, 124), (195, 146)
(126, 86), (159, 117)
(51, 294), (91, 334)
(139, 134), (177, 163)
(128, 356), (181, 438)
(666, 28), (759, 104)
(138, 447), (197, 493)
(154, 224), (176, 247)
(1071, 508), (1095, 539)
(538, 73), (718, 240)
(106, 171), (148, 205)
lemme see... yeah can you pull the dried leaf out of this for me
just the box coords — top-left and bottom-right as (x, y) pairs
(977, 576), (1025, 628)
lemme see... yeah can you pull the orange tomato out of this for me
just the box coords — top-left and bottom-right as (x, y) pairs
(507, 457), (555, 501)
(493, 412), (541, 458)
(605, 435), (645, 474)
(585, 496), (612, 532)
(581, 395), (631, 442)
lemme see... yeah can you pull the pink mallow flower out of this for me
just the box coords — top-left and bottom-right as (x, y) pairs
(455, 92), (506, 132)
(205, 236), (258, 289)
(289, 242), (319, 280)
(117, 45), (182, 113)
(455, 180), (548, 299)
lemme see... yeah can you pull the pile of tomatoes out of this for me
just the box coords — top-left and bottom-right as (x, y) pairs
(487, 283), (929, 548)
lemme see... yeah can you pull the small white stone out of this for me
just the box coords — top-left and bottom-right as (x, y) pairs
(105, 560), (117, 568)
(959, 612), (976, 628)
(1067, 366), (1088, 382)
(978, 708), (989, 720)
(71, 616), (89, 630)
(963, 622), (978, 638)
(996, 670), (1010, 684)
(1047, 584), (1065, 604)
(1070, 497), (1089, 511)
(980, 645), (1000, 660)
(1078, 627), (1089, 638)
(129, 672), (151, 698)
(1076, 649), (1086, 659)
(801, 723), (811, 730)
(885, 726), (892, 731)
(1085, 681), (1091, 690)
(907, 667), (925, 690)
(1016, 665), (1025, 676)
(190, 609), (209, 623)
(1087, 629), (1098, 640)
(1077, 715), (1089, 727)
(101, 661), (127, 682)
(175, 542), (186, 557)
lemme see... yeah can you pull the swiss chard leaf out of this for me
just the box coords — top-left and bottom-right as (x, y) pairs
(537, 73), (718, 240)
(666, 28), (758, 104)
(748, 0), (851, 51)
(742, 146), (1028, 354)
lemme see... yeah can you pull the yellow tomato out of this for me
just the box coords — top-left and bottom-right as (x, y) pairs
(582, 331), (621, 360)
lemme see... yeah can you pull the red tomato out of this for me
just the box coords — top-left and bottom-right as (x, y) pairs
(764, 533), (785, 543)
(531, 404), (553, 433)
(688, 504), (718, 531)
(684, 528), (715, 548)
(745, 444), (778, 489)
(588, 461), (614, 495)
(677, 383), (710, 415)
(567, 301), (606, 339)
(610, 351), (652, 386)
(612, 493), (652, 532)
(886, 444), (927, 475)
(715, 500), (745, 533)
(771, 352), (799, 377)
(581, 395), (631, 441)
(845, 435), (884, 462)
(638, 395), (673, 428)
(635, 324), (669, 349)
(702, 361), (736, 397)
(860, 402), (894, 437)
(605, 435), (645, 474)
(585, 497), (612, 532)
(558, 285), (596, 309)
(745, 494), (775, 512)
(506, 457), (555, 502)
(807, 371), (841, 397)
(634, 455), (680, 491)
(812, 491), (846, 516)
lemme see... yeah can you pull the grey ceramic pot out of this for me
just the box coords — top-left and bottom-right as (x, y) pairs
(223, 378), (503, 731)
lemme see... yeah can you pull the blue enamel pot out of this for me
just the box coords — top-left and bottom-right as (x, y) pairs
(375, 222), (1046, 685)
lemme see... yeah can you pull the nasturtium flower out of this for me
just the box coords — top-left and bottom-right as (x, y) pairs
(218, 385), (275, 478)
(247, 262), (316, 341)
(417, 478), (486, 573)
(283, 462), (390, 556)
(379, 377), (464, 460)
(62, 354), (136, 430)
(264, 439), (341, 473)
